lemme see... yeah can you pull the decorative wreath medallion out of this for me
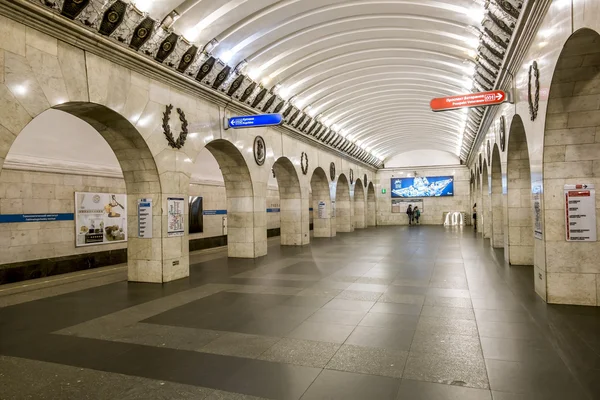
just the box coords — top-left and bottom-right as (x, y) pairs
(162, 104), (188, 149)
(528, 61), (540, 121)
(137, 27), (148, 38)
(499, 116), (506, 152)
(300, 152), (308, 175)
(487, 140), (491, 165)
(254, 136), (266, 166)
(107, 11), (119, 23)
(330, 162), (336, 181)
(364, 174), (368, 187)
(349, 169), (354, 184)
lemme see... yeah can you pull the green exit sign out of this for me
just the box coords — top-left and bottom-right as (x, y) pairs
(382, 189), (387, 194)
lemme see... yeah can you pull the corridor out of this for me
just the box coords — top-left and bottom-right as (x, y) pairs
(1, 226), (598, 400)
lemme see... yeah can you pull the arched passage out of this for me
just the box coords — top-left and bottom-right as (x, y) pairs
(353, 179), (366, 229)
(273, 157), (308, 246)
(367, 182), (376, 227)
(310, 167), (334, 237)
(204, 139), (265, 258)
(491, 144), (504, 248)
(336, 174), (353, 233)
(505, 115), (533, 265)
(542, 28), (600, 305)
(481, 161), (492, 239)
(0, 103), (189, 283)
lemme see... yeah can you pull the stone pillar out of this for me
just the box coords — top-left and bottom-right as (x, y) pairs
(491, 150), (504, 248)
(336, 175), (353, 233)
(311, 168), (334, 237)
(354, 181), (366, 229)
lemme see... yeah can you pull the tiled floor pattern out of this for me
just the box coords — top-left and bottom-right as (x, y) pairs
(1, 226), (599, 399)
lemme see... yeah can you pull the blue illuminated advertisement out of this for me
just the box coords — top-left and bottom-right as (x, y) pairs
(391, 176), (454, 198)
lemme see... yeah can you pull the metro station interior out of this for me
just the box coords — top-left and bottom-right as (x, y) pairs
(1, 0), (600, 399)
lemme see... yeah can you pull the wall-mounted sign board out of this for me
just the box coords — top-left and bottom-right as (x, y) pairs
(564, 184), (596, 242)
(225, 114), (283, 129)
(167, 197), (185, 237)
(138, 199), (152, 239)
(430, 90), (510, 112)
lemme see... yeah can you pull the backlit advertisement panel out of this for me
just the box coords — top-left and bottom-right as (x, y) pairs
(391, 176), (454, 198)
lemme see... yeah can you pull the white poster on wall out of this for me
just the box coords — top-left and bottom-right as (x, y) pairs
(138, 199), (153, 239)
(331, 200), (336, 218)
(564, 184), (597, 242)
(391, 199), (424, 214)
(75, 192), (127, 247)
(533, 186), (543, 240)
(168, 197), (185, 237)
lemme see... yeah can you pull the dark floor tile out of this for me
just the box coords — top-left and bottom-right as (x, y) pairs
(236, 316), (305, 337)
(225, 358), (322, 400)
(201, 333), (280, 358)
(485, 358), (588, 399)
(282, 296), (332, 308)
(326, 344), (408, 378)
(386, 286), (429, 296)
(397, 379), (492, 400)
(480, 336), (556, 363)
(371, 302), (422, 316)
(471, 297), (524, 312)
(300, 369), (401, 400)
(477, 321), (542, 340)
(307, 309), (367, 326)
(345, 326), (415, 351)
(322, 299), (375, 312)
(359, 312), (419, 330)
(287, 321), (354, 344)
(474, 309), (532, 323)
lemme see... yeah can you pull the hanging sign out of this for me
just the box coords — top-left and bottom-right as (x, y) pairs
(138, 199), (153, 239)
(75, 192), (127, 247)
(564, 184), (596, 242)
(318, 201), (326, 219)
(430, 90), (509, 112)
(167, 197), (185, 237)
(226, 113), (283, 129)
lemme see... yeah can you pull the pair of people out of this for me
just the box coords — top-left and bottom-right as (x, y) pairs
(406, 205), (421, 225)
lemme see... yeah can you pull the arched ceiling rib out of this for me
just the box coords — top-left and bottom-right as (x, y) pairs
(59, 0), (523, 166)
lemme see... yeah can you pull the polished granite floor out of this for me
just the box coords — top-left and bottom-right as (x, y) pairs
(1, 226), (599, 399)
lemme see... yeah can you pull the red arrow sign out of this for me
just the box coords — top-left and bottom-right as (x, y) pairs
(430, 90), (508, 112)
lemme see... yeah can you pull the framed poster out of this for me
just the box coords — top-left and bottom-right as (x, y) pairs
(189, 196), (203, 234)
(75, 192), (127, 247)
(391, 176), (454, 198)
(168, 197), (185, 237)
(138, 199), (152, 239)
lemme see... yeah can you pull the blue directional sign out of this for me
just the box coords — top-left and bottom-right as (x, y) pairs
(228, 113), (283, 129)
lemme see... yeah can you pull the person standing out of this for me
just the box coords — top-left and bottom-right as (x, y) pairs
(406, 204), (413, 225)
(472, 203), (477, 231)
(414, 206), (421, 225)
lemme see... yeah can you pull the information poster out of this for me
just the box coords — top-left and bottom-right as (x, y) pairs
(168, 197), (185, 237)
(533, 186), (543, 240)
(331, 200), (336, 218)
(138, 199), (152, 239)
(75, 192), (127, 247)
(391, 199), (424, 214)
(564, 184), (597, 242)
(318, 201), (326, 219)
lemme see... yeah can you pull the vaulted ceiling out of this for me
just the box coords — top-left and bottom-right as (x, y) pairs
(37, 0), (523, 166)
